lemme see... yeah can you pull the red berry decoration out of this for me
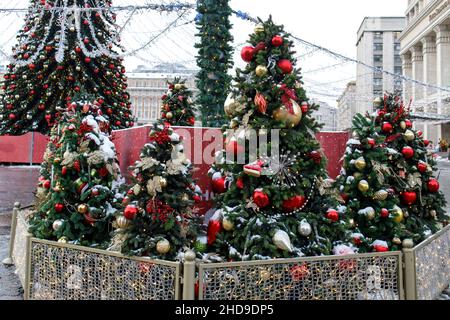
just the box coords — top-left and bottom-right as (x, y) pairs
(124, 205), (138, 220)
(271, 35), (283, 47)
(427, 179), (440, 193)
(382, 122), (393, 133)
(417, 161), (427, 173)
(380, 208), (389, 218)
(207, 219), (222, 245)
(54, 203), (64, 213)
(402, 191), (417, 205)
(253, 189), (270, 208)
(241, 46), (254, 62)
(282, 195), (306, 212)
(326, 209), (339, 222)
(402, 146), (414, 159)
(277, 59), (293, 74)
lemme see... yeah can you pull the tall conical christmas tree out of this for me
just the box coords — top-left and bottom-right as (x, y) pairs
(29, 97), (125, 246)
(114, 124), (202, 259)
(160, 78), (196, 127)
(195, 0), (234, 127)
(335, 93), (448, 252)
(206, 18), (350, 260)
(0, 0), (134, 135)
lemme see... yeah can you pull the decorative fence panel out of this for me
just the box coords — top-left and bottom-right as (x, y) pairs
(197, 252), (403, 300)
(403, 225), (450, 300)
(26, 238), (181, 300)
(11, 207), (31, 287)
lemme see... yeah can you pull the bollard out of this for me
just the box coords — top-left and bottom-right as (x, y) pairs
(182, 250), (196, 300)
(2, 202), (21, 266)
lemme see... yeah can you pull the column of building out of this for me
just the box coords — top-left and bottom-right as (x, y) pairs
(422, 35), (439, 143)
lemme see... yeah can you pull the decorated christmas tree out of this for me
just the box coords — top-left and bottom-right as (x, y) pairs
(195, 0), (234, 127)
(335, 93), (448, 252)
(206, 18), (350, 261)
(115, 121), (203, 259)
(29, 97), (125, 246)
(160, 78), (196, 127)
(0, 0), (134, 135)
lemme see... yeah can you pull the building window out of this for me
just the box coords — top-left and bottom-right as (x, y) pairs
(394, 43), (401, 52)
(374, 55), (383, 63)
(394, 66), (402, 75)
(374, 32), (383, 40)
(374, 43), (383, 51)
(394, 55), (402, 64)
(373, 77), (383, 86)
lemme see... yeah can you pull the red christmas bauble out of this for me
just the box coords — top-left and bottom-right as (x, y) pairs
(226, 138), (245, 157)
(91, 188), (100, 196)
(382, 122), (393, 133)
(188, 117), (195, 126)
(405, 119), (412, 128)
(271, 35), (283, 47)
(417, 161), (427, 173)
(367, 138), (376, 147)
(211, 177), (227, 194)
(374, 245), (388, 252)
(236, 177), (244, 190)
(192, 195), (201, 203)
(326, 209), (339, 222)
(8, 114), (16, 120)
(124, 205), (138, 220)
(277, 59), (293, 74)
(290, 264), (309, 282)
(282, 195), (306, 212)
(253, 189), (270, 208)
(427, 179), (440, 193)
(54, 203), (64, 213)
(417, 131), (423, 137)
(300, 102), (309, 113)
(61, 166), (67, 176)
(402, 146), (414, 159)
(309, 151), (322, 164)
(402, 191), (417, 205)
(207, 219), (222, 245)
(341, 193), (349, 203)
(240, 46), (255, 62)
(43, 180), (51, 189)
(380, 208), (389, 218)
(98, 167), (108, 177)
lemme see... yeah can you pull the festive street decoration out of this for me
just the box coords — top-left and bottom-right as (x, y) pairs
(29, 97), (124, 246)
(160, 78), (196, 126)
(207, 18), (349, 260)
(0, 0), (134, 135)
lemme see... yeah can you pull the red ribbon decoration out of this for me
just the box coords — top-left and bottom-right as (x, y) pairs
(279, 84), (298, 113)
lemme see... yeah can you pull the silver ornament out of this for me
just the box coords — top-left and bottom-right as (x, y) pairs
(52, 219), (64, 231)
(298, 220), (312, 237)
(273, 230), (293, 252)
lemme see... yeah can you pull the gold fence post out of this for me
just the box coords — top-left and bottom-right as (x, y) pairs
(182, 250), (196, 300)
(403, 248), (417, 300)
(23, 233), (33, 300)
(2, 202), (21, 266)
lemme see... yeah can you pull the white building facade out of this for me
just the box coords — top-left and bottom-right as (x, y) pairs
(336, 81), (357, 131)
(311, 99), (338, 131)
(399, 0), (450, 144)
(356, 17), (406, 115)
(127, 64), (198, 125)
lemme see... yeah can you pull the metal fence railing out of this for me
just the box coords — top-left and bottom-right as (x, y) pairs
(403, 224), (450, 300)
(3, 204), (449, 300)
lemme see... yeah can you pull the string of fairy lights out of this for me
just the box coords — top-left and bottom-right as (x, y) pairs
(0, 0), (449, 110)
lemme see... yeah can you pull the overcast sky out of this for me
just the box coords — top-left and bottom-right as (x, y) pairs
(0, 0), (408, 106)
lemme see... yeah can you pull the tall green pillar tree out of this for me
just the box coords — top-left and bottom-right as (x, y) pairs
(195, 0), (234, 127)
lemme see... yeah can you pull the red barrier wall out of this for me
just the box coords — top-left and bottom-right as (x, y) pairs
(0, 127), (349, 214)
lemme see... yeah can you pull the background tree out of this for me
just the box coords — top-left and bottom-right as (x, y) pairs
(116, 122), (203, 259)
(160, 78), (197, 127)
(206, 18), (350, 261)
(195, 0), (234, 127)
(0, 0), (134, 135)
(29, 97), (125, 247)
(336, 93), (448, 252)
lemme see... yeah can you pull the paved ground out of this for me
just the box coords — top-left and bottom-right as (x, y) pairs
(0, 235), (23, 300)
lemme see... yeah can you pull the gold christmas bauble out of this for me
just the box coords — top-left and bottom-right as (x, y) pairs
(366, 207), (376, 220)
(255, 65), (268, 77)
(353, 172), (362, 179)
(272, 100), (302, 128)
(159, 177), (168, 188)
(402, 238), (414, 248)
(166, 112), (173, 119)
(254, 24), (264, 33)
(349, 219), (356, 228)
(58, 237), (68, 243)
(373, 97), (383, 107)
(392, 206), (404, 223)
(358, 180), (369, 193)
(373, 190), (388, 201)
(400, 121), (407, 130)
(116, 216), (131, 229)
(404, 130), (415, 141)
(354, 157), (367, 171)
(222, 217), (234, 231)
(174, 83), (185, 90)
(77, 204), (89, 214)
(181, 193), (189, 202)
(392, 237), (402, 245)
(156, 239), (171, 254)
